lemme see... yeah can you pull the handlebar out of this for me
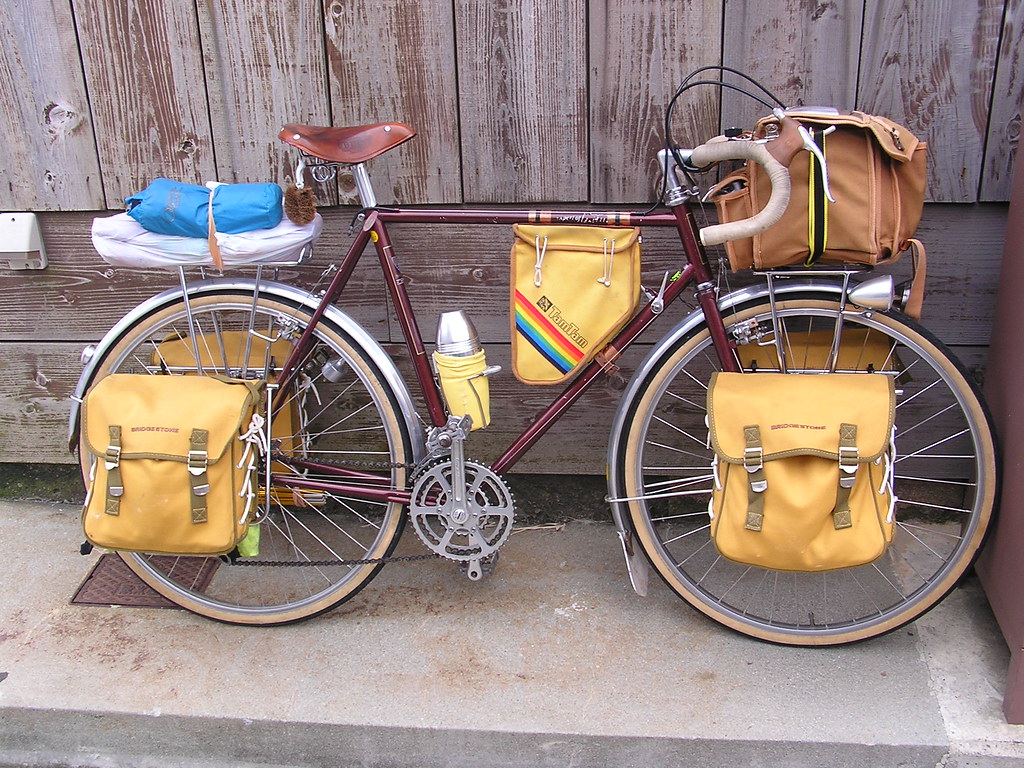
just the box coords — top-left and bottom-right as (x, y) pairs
(692, 139), (791, 247)
(688, 113), (801, 247)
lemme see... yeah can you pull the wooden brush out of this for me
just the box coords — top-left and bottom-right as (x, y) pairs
(284, 159), (316, 225)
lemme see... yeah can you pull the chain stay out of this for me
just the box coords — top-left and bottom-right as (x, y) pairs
(230, 451), (431, 567)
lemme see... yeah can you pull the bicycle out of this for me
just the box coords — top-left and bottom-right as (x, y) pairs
(69, 72), (997, 646)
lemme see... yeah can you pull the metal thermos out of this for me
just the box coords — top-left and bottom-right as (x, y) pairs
(433, 310), (498, 430)
(435, 310), (481, 356)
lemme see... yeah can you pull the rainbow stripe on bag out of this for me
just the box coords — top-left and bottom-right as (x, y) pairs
(513, 289), (585, 374)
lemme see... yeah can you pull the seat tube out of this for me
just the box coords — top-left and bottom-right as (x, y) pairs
(369, 218), (449, 427)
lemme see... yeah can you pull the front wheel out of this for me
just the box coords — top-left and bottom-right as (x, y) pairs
(79, 288), (414, 625)
(612, 295), (997, 645)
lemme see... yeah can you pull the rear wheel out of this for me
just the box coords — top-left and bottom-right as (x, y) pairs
(80, 289), (413, 625)
(614, 295), (997, 645)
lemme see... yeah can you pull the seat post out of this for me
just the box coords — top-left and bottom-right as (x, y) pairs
(351, 163), (377, 208)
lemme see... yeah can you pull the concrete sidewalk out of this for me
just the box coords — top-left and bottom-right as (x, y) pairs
(1, 498), (1023, 768)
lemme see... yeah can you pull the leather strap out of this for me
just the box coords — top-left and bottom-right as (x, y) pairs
(207, 187), (225, 272)
(104, 425), (123, 516)
(903, 238), (927, 320)
(833, 423), (858, 529)
(743, 425), (766, 531)
(188, 428), (210, 524)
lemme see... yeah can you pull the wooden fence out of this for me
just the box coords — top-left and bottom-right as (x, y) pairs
(1, 0), (1021, 472)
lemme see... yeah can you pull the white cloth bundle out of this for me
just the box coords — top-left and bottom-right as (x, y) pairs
(91, 212), (323, 269)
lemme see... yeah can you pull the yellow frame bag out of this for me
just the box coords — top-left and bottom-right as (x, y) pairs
(706, 372), (896, 572)
(511, 224), (640, 384)
(81, 373), (265, 555)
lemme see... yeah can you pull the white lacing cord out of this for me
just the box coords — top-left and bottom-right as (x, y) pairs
(707, 447), (722, 520)
(533, 236), (548, 287)
(236, 412), (269, 523)
(598, 238), (617, 286)
(303, 369), (322, 407)
(296, 372), (312, 455)
(83, 459), (96, 508)
(707, 419), (721, 520)
(882, 424), (898, 523)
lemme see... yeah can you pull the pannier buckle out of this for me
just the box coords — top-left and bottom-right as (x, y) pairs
(104, 444), (121, 470)
(743, 446), (763, 473)
(839, 445), (859, 488)
(188, 449), (208, 476)
(744, 446), (766, 493)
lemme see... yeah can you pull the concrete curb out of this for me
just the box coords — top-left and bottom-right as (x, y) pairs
(1, 500), (1022, 767)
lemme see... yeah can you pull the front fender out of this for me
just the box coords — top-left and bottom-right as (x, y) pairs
(605, 279), (845, 596)
(67, 278), (425, 465)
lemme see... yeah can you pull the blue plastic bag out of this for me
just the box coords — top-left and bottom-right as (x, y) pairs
(125, 179), (283, 238)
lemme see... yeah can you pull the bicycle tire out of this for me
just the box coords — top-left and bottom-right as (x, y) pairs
(612, 294), (997, 645)
(79, 287), (414, 625)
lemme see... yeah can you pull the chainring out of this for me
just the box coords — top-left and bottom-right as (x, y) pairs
(409, 459), (515, 563)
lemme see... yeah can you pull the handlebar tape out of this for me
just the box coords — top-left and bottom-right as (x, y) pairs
(691, 140), (792, 247)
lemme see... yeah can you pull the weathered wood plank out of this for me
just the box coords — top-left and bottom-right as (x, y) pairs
(454, 0), (587, 202)
(379, 217), (691, 344)
(1, 338), (648, 472)
(71, 0), (217, 207)
(0, 342), (83, 463)
(589, 0), (723, 203)
(3, 201), (1004, 346)
(913, 203), (1006, 344)
(323, 0), (462, 204)
(858, 0), (1005, 202)
(720, 0), (863, 130)
(377, 202), (1006, 347)
(195, 0), (333, 197)
(0, 211), (390, 342)
(0, 0), (104, 209)
(981, 0), (1024, 201)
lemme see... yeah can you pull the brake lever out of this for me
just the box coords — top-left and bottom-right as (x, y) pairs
(797, 124), (836, 203)
(766, 107), (836, 203)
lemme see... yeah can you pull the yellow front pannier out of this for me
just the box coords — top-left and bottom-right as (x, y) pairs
(706, 372), (896, 571)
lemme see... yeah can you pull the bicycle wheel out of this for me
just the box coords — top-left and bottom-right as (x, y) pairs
(79, 287), (414, 625)
(614, 294), (997, 645)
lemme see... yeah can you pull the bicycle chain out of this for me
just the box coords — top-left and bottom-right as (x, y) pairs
(227, 552), (441, 567)
(226, 451), (434, 568)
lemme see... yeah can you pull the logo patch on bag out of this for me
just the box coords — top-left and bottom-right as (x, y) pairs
(514, 290), (589, 375)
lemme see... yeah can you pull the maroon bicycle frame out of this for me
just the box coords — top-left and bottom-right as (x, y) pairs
(271, 198), (740, 504)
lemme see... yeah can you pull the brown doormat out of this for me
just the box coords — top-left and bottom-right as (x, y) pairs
(71, 553), (219, 609)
